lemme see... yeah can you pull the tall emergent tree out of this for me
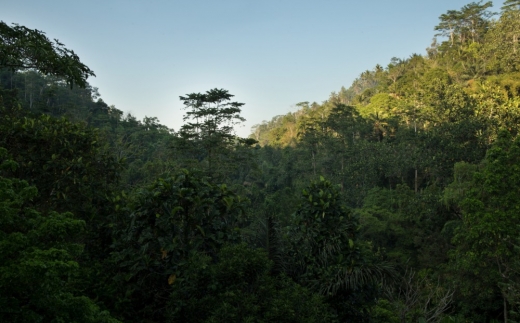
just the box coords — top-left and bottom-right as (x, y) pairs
(178, 88), (254, 179)
(434, 1), (494, 46)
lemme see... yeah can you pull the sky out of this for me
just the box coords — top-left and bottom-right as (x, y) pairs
(2, 0), (504, 137)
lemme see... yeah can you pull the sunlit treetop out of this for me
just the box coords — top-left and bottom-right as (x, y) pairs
(502, 0), (520, 11)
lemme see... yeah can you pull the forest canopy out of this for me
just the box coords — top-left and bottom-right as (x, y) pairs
(1, 1), (520, 322)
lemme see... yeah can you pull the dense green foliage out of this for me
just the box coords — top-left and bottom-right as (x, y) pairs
(2, 2), (520, 321)
(0, 149), (119, 323)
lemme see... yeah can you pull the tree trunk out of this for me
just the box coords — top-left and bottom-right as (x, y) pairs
(415, 169), (418, 193)
(504, 293), (508, 323)
(312, 150), (316, 176)
(341, 156), (344, 193)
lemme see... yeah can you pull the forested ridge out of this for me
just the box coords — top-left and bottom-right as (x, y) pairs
(1, 1), (520, 322)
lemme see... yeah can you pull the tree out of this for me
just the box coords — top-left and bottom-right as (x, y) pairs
(502, 0), (520, 12)
(357, 181), (458, 271)
(109, 170), (246, 322)
(0, 110), (122, 258)
(385, 268), (454, 323)
(0, 148), (119, 323)
(0, 21), (94, 88)
(435, 9), (463, 46)
(167, 243), (336, 323)
(287, 177), (393, 321)
(178, 88), (254, 179)
(435, 1), (494, 46)
(459, 1), (494, 43)
(417, 72), (474, 125)
(449, 130), (520, 322)
(482, 7), (520, 73)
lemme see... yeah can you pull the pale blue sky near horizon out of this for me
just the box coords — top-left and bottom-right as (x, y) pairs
(2, 0), (504, 137)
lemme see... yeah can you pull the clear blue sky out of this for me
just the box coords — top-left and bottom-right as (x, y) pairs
(3, 0), (503, 137)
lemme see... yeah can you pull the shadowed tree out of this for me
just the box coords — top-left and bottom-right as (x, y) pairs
(0, 21), (94, 88)
(178, 88), (255, 180)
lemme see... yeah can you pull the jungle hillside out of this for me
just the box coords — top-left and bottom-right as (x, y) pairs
(1, 1), (520, 322)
